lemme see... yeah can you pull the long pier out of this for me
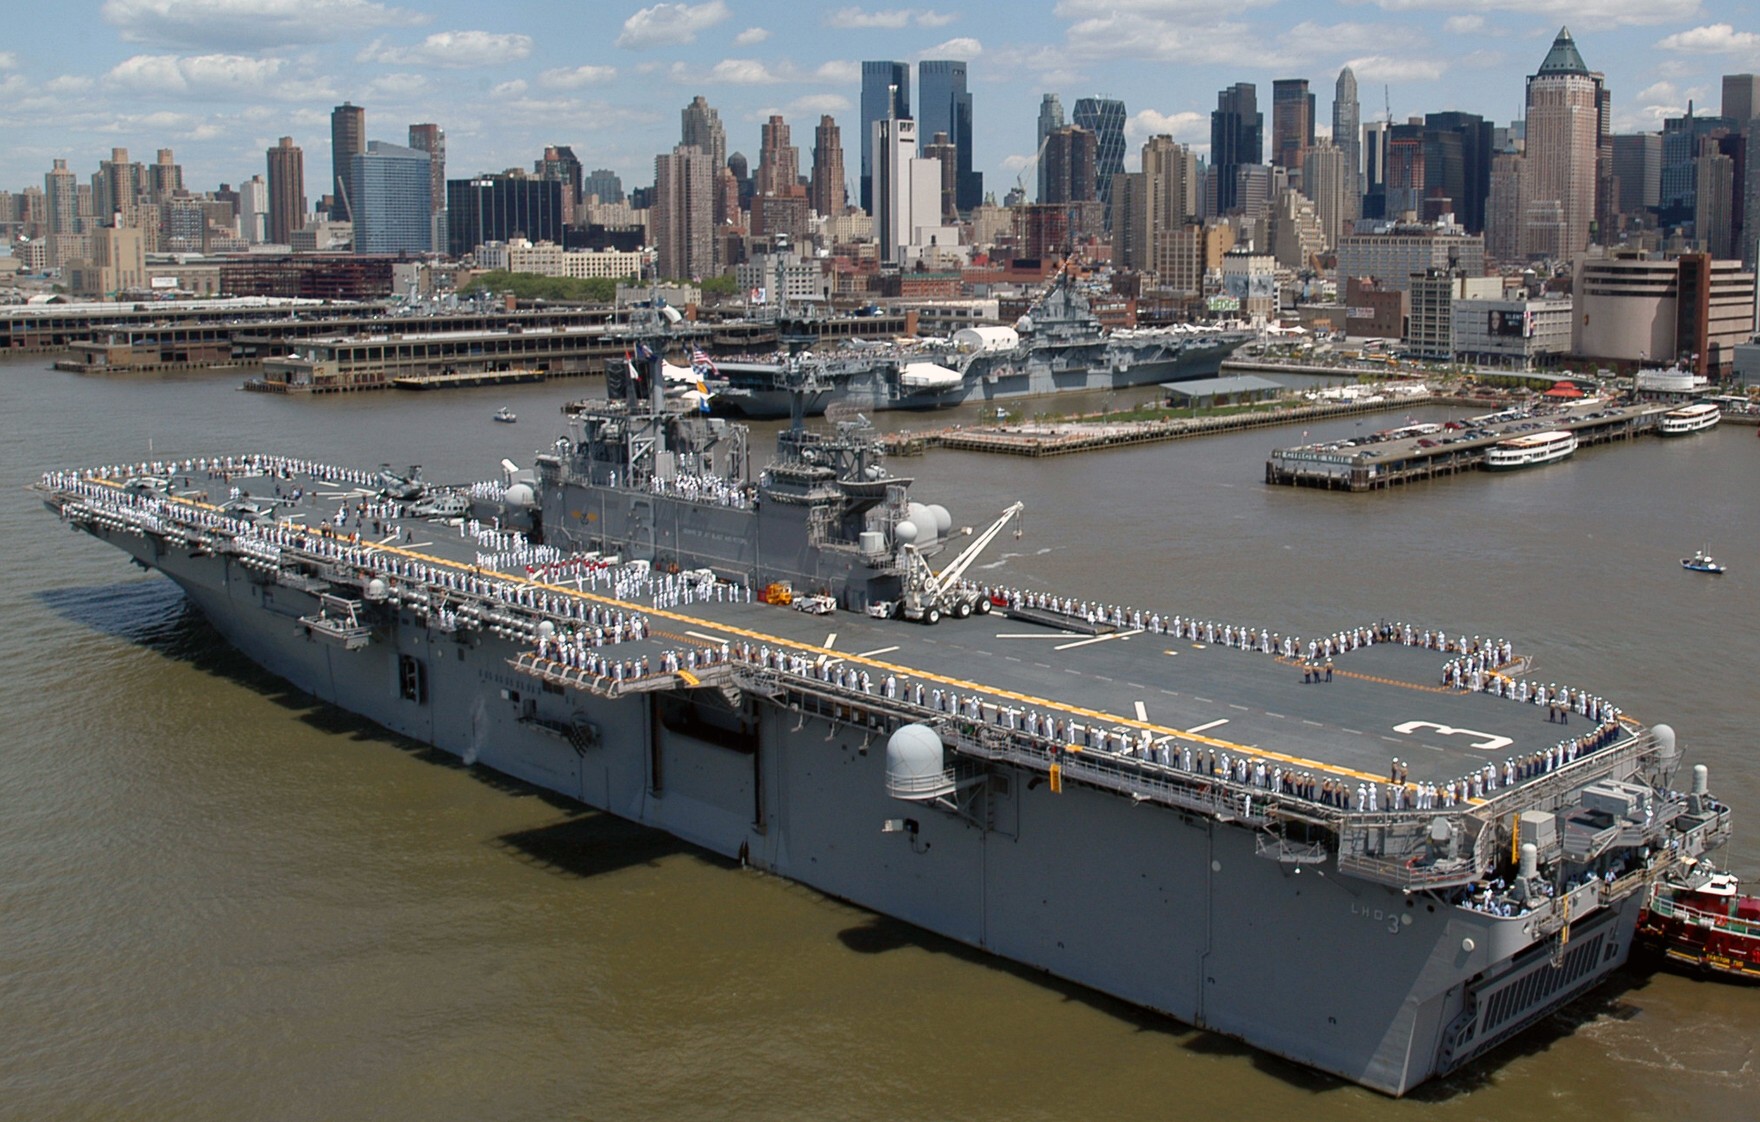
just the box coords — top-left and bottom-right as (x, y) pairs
(1264, 402), (1669, 492)
(880, 395), (1456, 458)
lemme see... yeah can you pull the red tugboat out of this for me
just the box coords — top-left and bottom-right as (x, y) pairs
(1636, 866), (1760, 980)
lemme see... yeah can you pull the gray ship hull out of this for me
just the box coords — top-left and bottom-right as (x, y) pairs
(711, 337), (1246, 419)
(81, 522), (1656, 1095)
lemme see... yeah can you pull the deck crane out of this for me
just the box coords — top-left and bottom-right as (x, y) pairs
(894, 501), (1024, 624)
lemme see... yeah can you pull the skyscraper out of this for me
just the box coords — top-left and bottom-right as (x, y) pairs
(44, 158), (77, 236)
(446, 174), (563, 257)
(407, 123), (445, 252)
(1211, 83), (1262, 214)
(330, 102), (365, 221)
(1302, 140), (1355, 248)
(1424, 112), (1494, 233)
(535, 144), (584, 225)
(869, 114), (940, 265)
(1333, 68), (1361, 196)
(1072, 98), (1126, 209)
(148, 149), (183, 203)
(1041, 125), (1097, 205)
(583, 169), (624, 205)
(350, 141), (431, 255)
(860, 61), (911, 213)
(1036, 94), (1064, 204)
(1271, 79), (1315, 173)
(1723, 74), (1760, 126)
(680, 95), (727, 172)
(652, 144), (714, 280)
(809, 115), (846, 217)
(755, 115), (799, 196)
(919, 60), (980, 211)
(1522, 27), (1606, 256)
(266, 136), (306, 246)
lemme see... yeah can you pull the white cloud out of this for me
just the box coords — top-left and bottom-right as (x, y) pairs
(826, 7), (956, 28)
(786, 93), (854, 115)
(1364, 0), (1700, 29)
(366, 72), (429, 97)
(702, 58), (786, 84)
(1442, 14), (1485, 34)
(1656, 24), (1760, 56)
(1278, 21), (1397, 55)
(1127, 108), (1207, 142)
(1054, 0), (1274, 15)
(491, 79), (528, 97)
(358, 30), (533, 68)
(921, 37), (981, 59)
(616, 1), (730, 49)
(0, 51), (16, 69)
(733, 27), (770, 45)
(1343, 55), (1448, 83)
(539, 65), (618, 89)
(45, 75), (96, 93)
(105, 52), (286, 93)
(815, 60), (861, 83)
(826, 7), (913, 28)
(102, 0), (425, 51)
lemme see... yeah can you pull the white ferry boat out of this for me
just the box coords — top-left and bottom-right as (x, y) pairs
(1658, 401), (1720, 436)
(1485, 430), (1578, 471)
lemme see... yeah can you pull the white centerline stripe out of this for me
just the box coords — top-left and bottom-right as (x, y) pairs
(1054, 628), (1144, 651)
(994, 632), (1080, 639)
(823, 631), (838, 649)
(1186, 718), (1230, 734)
(686, 630), (729, 643)
(1134, 701), (1148, 721)
(857, 645), (900, 658)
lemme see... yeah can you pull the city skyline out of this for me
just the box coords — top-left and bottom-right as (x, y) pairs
(2, 2), (1757, 206)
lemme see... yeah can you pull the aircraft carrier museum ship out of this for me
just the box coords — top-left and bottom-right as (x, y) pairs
(694, 266), (1252, 418)
(37, 336), (1732, 1096)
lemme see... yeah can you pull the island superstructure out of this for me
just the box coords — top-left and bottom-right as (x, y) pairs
(37, 333), (1731, 1096)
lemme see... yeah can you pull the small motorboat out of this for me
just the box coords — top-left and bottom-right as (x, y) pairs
(1682, 548), (1725, 574)
(493, 407), (517, 424)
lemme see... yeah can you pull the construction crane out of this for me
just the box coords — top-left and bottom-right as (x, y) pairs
(893, 502), (1024, 624)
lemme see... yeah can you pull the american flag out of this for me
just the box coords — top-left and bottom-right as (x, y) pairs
(690, 348), (718, 376)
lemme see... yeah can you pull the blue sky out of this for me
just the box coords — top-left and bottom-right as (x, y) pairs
(2, 0), (1756, 204)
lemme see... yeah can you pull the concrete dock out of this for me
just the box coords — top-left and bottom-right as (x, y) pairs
(1264, 402), (1672, 491)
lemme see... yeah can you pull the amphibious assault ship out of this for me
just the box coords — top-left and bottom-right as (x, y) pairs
(38, 338), (1731, 1096)
(696, 267), (1251, 418)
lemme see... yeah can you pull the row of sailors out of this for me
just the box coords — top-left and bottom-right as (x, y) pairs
(647, 471), (753, 509)
(467, 480), (507, 502)
(1440, 644), (1518, 684)
(1405, 723), (1622, 810)
(645, 571), (753, 608)
(533, 639), (730, 683)
(477, 547), (566, 572)
(532, 617), (656, 663)
(1442, 663), (1618, 726)
(83, 455), (404, 497)
(467, 522), (531, 555)
(986, 588), (1526, 676)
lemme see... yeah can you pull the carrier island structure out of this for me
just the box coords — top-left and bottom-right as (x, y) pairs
(38, 341), (1732, 1097)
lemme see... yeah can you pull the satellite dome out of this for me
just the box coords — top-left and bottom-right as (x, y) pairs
(505, 482), (537, 507)
(885, 724), (953, 800)
(895, 520), (919, 545)
(926, 504), (952, 535)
